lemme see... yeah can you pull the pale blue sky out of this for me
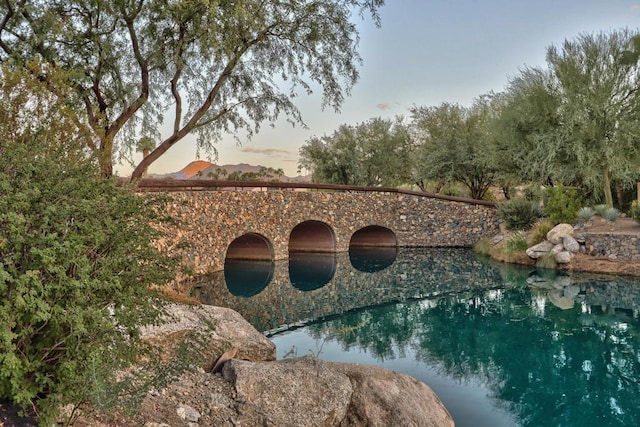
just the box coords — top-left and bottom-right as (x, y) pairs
(118, 0), (640, 177)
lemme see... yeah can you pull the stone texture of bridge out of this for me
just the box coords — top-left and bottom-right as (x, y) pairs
(155, 185), (499, 275)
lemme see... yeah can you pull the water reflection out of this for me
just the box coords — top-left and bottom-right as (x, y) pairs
(348, 246), (397, 272)
(288, 252), (336, 291)
(196, 248), (640, 427)
(223, 259), (274, 297)
(271, 276), (640, 427)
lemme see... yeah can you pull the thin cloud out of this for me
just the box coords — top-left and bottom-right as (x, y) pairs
(376, 102), (403, 111)
(240, 147), (296, 158)
(632, 4), (640, 9)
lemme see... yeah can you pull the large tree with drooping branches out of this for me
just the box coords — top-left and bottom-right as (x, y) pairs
(0, 0), (383, 178)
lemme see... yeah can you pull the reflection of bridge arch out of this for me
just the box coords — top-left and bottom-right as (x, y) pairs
(349, 225), (397, 247)
(289, 220), (336, 253)
(225, 233), (274, 260)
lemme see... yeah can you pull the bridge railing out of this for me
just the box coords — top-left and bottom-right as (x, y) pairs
(125, 178), (496, 207)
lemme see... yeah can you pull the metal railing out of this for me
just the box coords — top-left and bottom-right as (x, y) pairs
(126, 178), (496, 207)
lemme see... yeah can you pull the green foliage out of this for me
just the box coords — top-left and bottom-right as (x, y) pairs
(504, 232), (528, 255)
(411, 97), (499, 200)
(496, 29), (640, 207)
(543, 185), (583, 225)
(298, 116), (415, 187)
(530, 219), (555, 245)
(629, 201), (640, 223)
(0, 65), (177, 423)
(498, 198), (542, 231)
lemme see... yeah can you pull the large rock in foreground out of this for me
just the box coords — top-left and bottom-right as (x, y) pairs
(131, 304), (454, 427)
(223, 355), (454, 427)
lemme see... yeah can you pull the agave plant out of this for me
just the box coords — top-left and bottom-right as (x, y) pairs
(604, 207), (621, 230)
(594, 204), (609, 217)
(577, 206), (594, 224)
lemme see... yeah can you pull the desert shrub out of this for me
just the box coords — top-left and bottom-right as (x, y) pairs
(543, 184), (583, 224)
(0, 64), (177, 423)
(498, 197), (542, 230)
(473, 239), (492, 256)
(530, 219), (555, 245)
(536, 252), (557, 270)
(504, 231), (528, 255)
(522, 185), (544, 202)
(629, 201), (640, 223)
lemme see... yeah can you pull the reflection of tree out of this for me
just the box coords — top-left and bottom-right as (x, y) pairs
(310, 287), (640, 426)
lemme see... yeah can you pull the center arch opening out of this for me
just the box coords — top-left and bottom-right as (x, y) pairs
(288, 220), (336, 253)
(349, 225), (398, 273)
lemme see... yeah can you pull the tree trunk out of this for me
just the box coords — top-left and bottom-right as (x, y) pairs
(603, 166), (614, 208)
(98, 135), (114, 177)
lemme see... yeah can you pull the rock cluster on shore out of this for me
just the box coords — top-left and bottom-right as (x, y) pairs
(79, 304), (454, 426)
(525, 223), (583, 265)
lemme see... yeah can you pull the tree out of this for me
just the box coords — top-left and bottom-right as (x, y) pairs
(0, 64), (176, 423)
(0, 0), (383, 178)
(411, 98), (498, 200)
(497, 29), (640, 207)
(298, 116), (415, 186)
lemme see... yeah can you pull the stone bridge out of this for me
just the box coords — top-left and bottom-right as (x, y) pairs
(146, 180), (500, 275)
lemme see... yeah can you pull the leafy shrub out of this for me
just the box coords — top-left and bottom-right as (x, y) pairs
(441, 185), (464, 197)
(629, 201), (640, 223)
(543, 184), (583, 224)
(0, 64), (177, 423)
(498, 197), (542, 230)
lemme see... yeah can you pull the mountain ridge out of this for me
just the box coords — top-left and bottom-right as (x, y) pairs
(163, 160), (310, 182)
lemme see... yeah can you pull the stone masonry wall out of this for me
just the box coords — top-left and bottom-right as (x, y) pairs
(580, 232), (640, 261)
(157, 189), (499, 274)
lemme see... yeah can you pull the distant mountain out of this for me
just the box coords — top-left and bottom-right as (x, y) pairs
(168, 161), (310, 183)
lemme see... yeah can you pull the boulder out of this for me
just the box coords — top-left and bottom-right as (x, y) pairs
(547, 223), (574, 244)
(142, 304), (276, 367)
(555, 250), (573, 264)
(563, 236), (580, 253)
(551, 243), (565, 255)
(333, 362), (454, 427)
(222, 355), (454, 427)
(526, 241), (555, 259)
(223, 356), (352, 426)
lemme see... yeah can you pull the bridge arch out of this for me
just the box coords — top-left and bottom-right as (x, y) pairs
(225, 232), (274, 260)
(349, 225), (398, 273)
(289, 220), (336, 253)
(349, 225), (397, 247)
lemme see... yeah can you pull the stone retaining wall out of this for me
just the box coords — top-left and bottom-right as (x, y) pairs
(580, 232), (640, 261)
(157, 189), (499, 274)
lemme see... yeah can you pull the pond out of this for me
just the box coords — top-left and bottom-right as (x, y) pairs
(192, 248), (640, 427)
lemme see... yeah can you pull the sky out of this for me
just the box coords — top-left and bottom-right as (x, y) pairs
(116, 0), (640, 177)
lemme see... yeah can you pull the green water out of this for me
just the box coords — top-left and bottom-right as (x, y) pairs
(194, 248), (640, 427)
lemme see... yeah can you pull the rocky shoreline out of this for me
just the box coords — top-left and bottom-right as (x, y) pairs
(71, 304), (454, 427)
